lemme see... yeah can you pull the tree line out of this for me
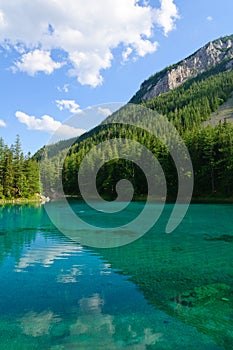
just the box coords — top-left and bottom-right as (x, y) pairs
(46, 69), (233, 201)
(58, 121), (233, 200)
(39, 120), (233, 200)
(144, 70), (233, 132)
(4, 67), (233, 201)
(0, 136), (40, 199)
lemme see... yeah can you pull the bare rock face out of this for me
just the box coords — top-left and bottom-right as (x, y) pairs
(131, 35), (233, 102)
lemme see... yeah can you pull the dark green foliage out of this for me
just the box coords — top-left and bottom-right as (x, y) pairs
(130, 38), (233, 104)
(34, 41), (233, 201)
(56, 70), (233, 200)
(0, 136), (40, 199)
(40, 148), (68, 197)
(185, 122), (233, 197)
(214, 34), (233, 44)
(33, 137), (78, 161)
(143, 70), (233, 132)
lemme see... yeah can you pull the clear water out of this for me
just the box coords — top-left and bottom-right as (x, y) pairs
(0, 201), (232, 349)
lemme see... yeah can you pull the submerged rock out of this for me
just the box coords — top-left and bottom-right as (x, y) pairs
(173, 283), (231, 307)
(204, 234), (233, 242)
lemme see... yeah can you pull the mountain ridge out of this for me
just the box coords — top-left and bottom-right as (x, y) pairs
(38, 33), (233, 201)
(130, 34), (233, 103)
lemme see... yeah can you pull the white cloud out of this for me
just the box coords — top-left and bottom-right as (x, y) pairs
(97, 107), (112, 117)
(55, 124), (86, 139)
(0, 10), (6, 28)
(56, 99), (83, 114)
(0, 119), (6, 127)
(16, 111), (61, 132)
(207, 16), (213, 22)
(122, 47), (133, 62)
(68, 50), (113, 87)
(133, 39), (159, 57)
(14, 49), (64, 75)
(15, 110), (86, 138)
(57, 84), (69, 93)
(0, 0), (179, 87)
(153, 0), (180, 36)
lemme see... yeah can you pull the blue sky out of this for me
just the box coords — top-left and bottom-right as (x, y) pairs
(0, 0), (232, 154)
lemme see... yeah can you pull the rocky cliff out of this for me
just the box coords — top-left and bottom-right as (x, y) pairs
(130, 34), (233, 103)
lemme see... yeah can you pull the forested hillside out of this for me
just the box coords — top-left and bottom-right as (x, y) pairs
(0, 136), (40, 200)
(143, 69), (233, 132)
(130, 34), (233, 103)
(31, 34), (233, 201)
(37, 67), (233, 200)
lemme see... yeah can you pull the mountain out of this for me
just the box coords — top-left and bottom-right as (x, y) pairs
(38, 34), (233, 201)
(204, 92), (233, 127)
(33, 137), (78, 162)
(130, 34), (233, 103)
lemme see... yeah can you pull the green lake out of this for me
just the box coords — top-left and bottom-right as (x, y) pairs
(0, 201), (232, 349)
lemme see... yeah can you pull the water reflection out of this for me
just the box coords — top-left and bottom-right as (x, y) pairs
(57, 265), (83, 283)
(67, 293), (163, 349)
(0, 204), (44, 266)
(20, 311), (61, 337)
(0, 203), (227, 349)
(17, 294), (163, 349)
(15, 241), (82, 272)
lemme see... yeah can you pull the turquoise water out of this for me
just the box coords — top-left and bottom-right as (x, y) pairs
(0, 202), (232, 349)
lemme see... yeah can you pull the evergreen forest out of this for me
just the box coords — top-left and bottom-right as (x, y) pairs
(2, 63), (233, 202)
(0, 136), (40, 200)
(38, 68), (233, 201)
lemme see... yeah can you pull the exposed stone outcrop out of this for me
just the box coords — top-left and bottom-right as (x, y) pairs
(131, 35), (233, 102)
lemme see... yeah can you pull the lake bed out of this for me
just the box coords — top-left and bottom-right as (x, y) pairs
(0, 201), (232, 349)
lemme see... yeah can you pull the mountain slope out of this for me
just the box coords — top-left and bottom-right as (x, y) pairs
(33, 137), (78, 161)
(130, 34), (233, 103)
(142, 68), (233, 131)
(204, 93), (233, 127)
(39, 34), (233, 200)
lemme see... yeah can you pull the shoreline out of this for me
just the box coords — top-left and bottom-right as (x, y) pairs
(0, 198), (42, 205)
(1, 195), (233, 205)
(0, 194), (50, 205)
(65, 194), (233, 204)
